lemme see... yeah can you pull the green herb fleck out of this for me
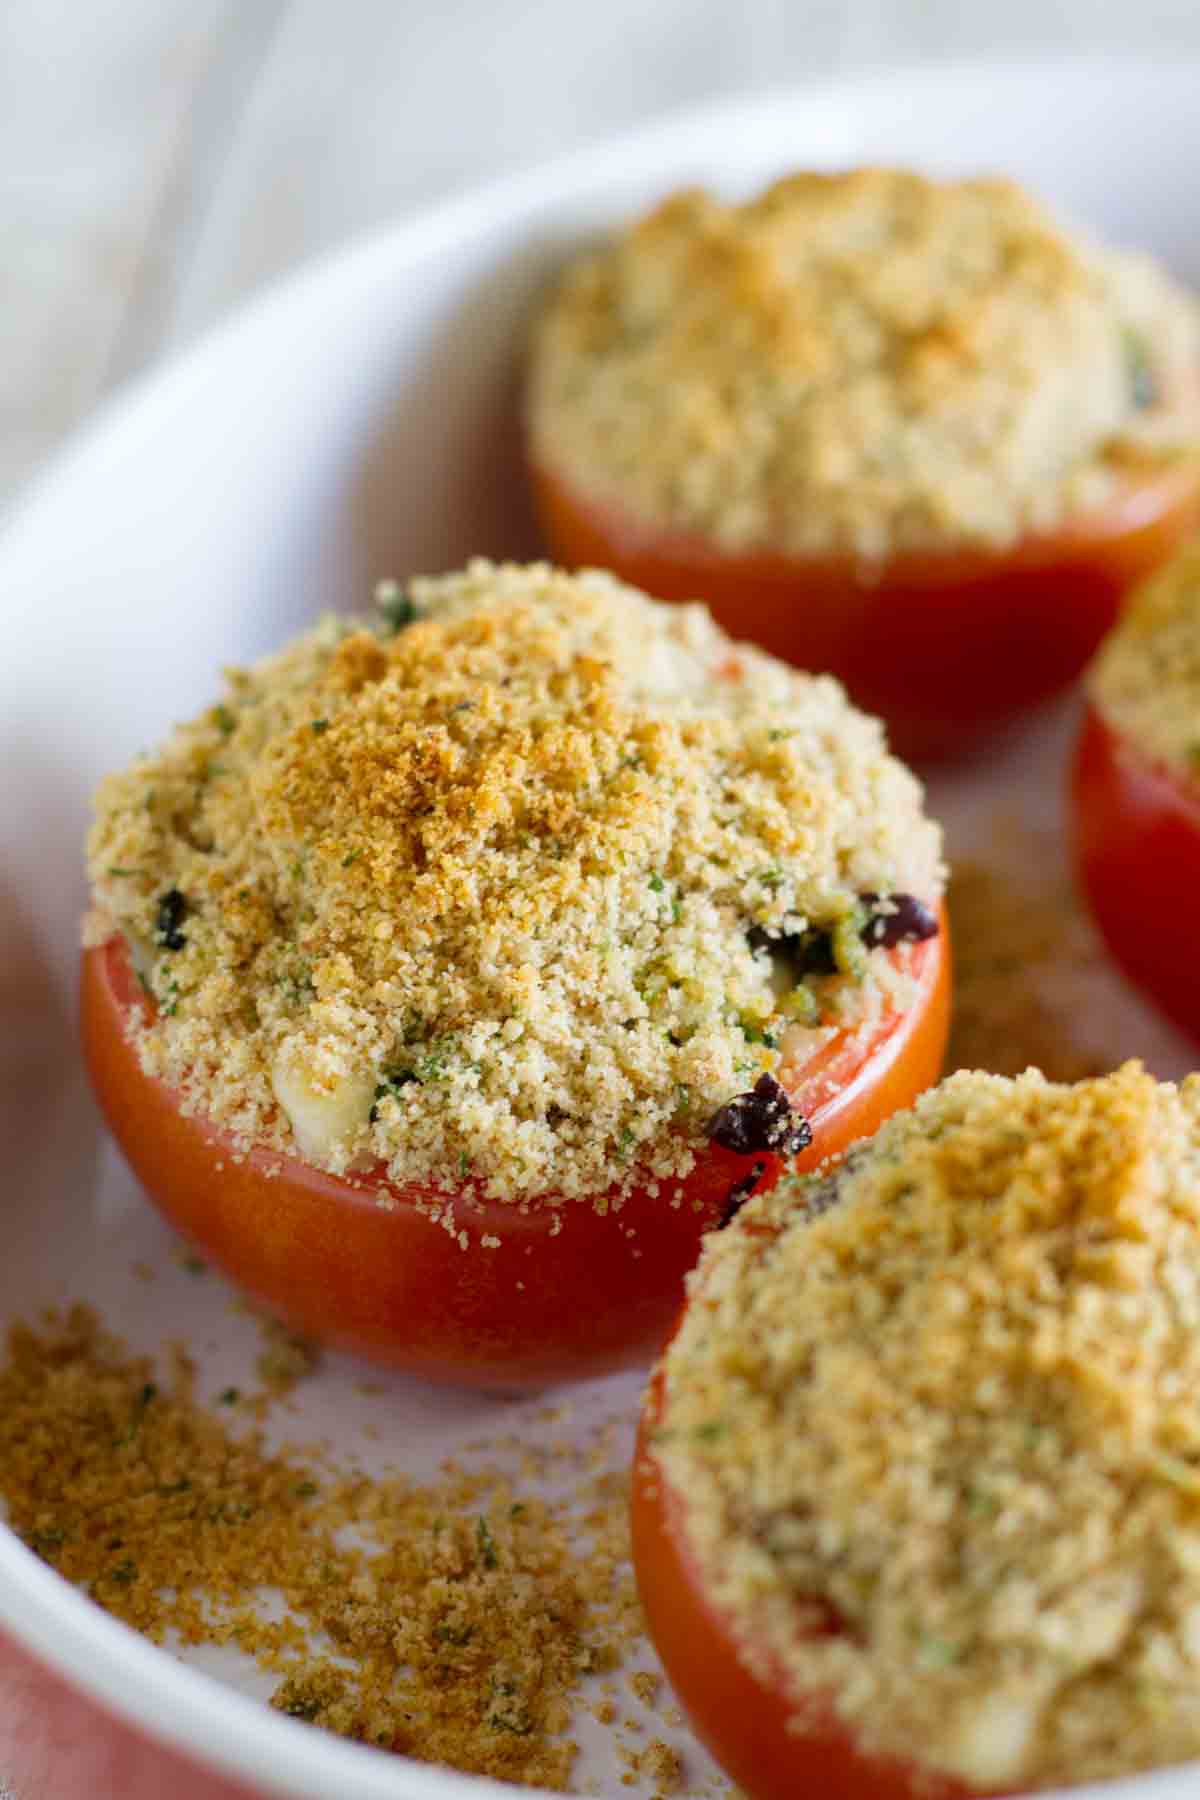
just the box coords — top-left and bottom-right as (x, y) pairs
(219, 1387), (240, 1406)
(212, 704), (236, 736)
(311, 718), (330, 735)
(293, 1480), (318, 1499)
(109, 1560), (137, 1586)
(107, 866), (140, 878)
(1122, 326), (1157, 410)
(477, 1516), (498, 1570)
(917, 1634), (961, 1669)
(433, 1621), (475, 1647)
(375, 580), (419, 632)
(782, 984), (820, 1026)
(370, 1064), (418, 1122)
(648, 872), (666, 893)
(182, 1254), (207, 1276)
(739, 1018), (778, 1048)
(341, 849), (362, 867)
(832, 907), (869, 981)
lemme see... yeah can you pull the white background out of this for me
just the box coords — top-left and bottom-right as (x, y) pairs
(4, 0), (1200, 503)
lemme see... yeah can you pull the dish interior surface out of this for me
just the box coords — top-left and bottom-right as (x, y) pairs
(2, 57), (1200, 1800)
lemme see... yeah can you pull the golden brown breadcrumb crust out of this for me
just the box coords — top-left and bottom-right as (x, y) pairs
(530, 169), (1200, 558)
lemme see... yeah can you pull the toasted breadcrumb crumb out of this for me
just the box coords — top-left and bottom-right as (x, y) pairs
(1089, 538), (1200, 778)
(84, 561), (941, 1206)
(530, 170), (1200, 559)
(253, 1313), (323, 1398)
(655, 1063), (1200, 1791)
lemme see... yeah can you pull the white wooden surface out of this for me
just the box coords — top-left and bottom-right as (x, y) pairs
(5, 0), (1200, 510)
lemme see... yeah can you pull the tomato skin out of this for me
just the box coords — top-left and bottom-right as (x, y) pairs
(632, 1371), (984, 1800)
(80, 922), (948, 1388)
(1072, 703), (1200, 1045)
(532, 457), (1200, 764)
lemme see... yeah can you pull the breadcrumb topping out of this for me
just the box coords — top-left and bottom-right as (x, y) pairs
(530, 169), (1200, 559)
(84, 561), (942, 1205)
(655, 1063), (1200, 1791)
(1089, 539), (1200, 780)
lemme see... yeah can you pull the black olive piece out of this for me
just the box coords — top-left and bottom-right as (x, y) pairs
(858, 892), (938, 950)
(747, 923), (836, 976)
(369, 1067), (419, 1123)
(719, 1159), (766, 1229)
(154, 889), (188, 951)
(707, 1073), (813, 1158)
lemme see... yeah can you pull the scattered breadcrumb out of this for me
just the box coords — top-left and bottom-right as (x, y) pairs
(655, 1062), (1200, 1791)
(0, 1305), (652, 1790)
(530, 170), (1200, 559)
(83, 560), (941, 1209)
(1089, 537), (1200, 777)
(253, 1313), (323, 1398)
(946, 827), (1108, 1081)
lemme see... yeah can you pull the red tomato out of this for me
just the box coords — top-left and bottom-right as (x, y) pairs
(1072, 702), (1200, 1044)
(633, 1367), (989, 1800)
(532, 457), (1200, 763)
(80, 919), (949, 1387)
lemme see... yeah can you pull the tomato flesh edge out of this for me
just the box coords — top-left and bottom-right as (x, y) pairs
(533, 457), (1200, 763)
(80, 920), (948, 1387)
(633, 1370), (990, 1800)
(1072, 703), (1200, 1046)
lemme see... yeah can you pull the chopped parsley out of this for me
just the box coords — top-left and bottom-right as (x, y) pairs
(477, 1516), (499, 1570)
(375, 580), (420, 632)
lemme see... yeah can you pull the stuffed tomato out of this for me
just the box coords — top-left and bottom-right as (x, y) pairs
(82, 561), (948, 1386)
(635, 1063), (1200, 1795)
(528, 170), (1200, 761)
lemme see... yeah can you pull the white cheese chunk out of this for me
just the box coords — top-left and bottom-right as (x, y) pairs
(945, 1691), (1040, 1789)
(271, 1046), (376, 1163)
